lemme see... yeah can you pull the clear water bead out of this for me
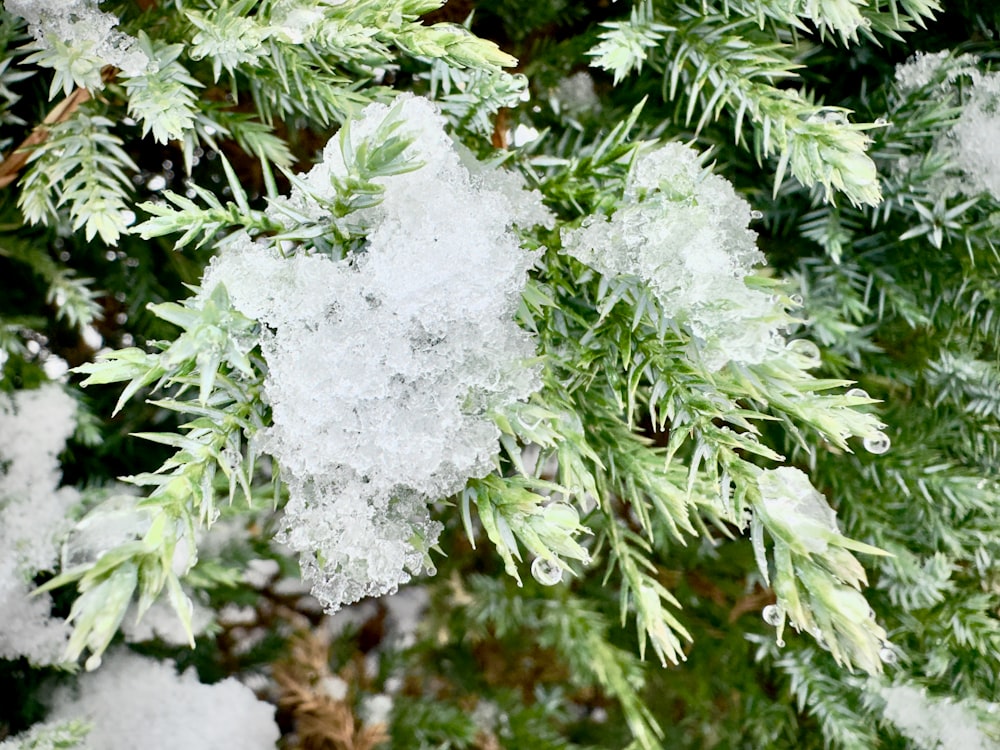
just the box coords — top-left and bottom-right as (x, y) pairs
(863, 431), (891, 455)
(762, 604), (782, 626)
(786, 338), (821, 366)
(531, 557), (564, 586)
(750, 210), (764, 220)
(789, 293), (804, 307)
(879, 645), (898, 665)
(846, 387), (869, 399)
(874, 117), (889, 126)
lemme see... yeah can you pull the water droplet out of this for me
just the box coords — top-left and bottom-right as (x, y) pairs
(531, 557), (563, 586)
(750, 209), (764, 220)
(846, 388), (869, 399)
(879, 645), (898, 665)
(762, 604), (782, 626)
(146, 174), (167, 192)
(821, 109), (848, 126)
(863, 431), (891, 455)
(776, 637), (785, 647)
(786, 339), (821, 366)
(874, 117), (889, 126)
(790, 293), (804, 306)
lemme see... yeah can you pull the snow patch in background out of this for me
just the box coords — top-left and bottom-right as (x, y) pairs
(0, 385), (78, 664)
(880, 683), (999, 750)
(48, 650), (280, 750)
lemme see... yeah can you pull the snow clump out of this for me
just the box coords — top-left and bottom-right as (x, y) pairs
(561, 142), (785, 369)
(0, 385), (79, 664)
(895, 52), (1000, 202)
(47, 650), (280, 750)
(201, 94), (546, 613)
(7, 0), (149, 79)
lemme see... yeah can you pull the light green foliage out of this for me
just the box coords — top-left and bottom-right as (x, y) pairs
(0, 0), (998, 748)
(18, 110), (137, 244)
(0, 720), (90, 750)
(123, 35), (202, 145)
(22, 36), (106, 99)
(587, 4), (884, 207)
(589, 1), (674, 84)
(51, 284), (265, 668)
(0, 239), (102, 330)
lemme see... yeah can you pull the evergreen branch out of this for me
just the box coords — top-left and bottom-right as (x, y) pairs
(122, 34), (202, 145)
(707, 0), (940, 44)
(424, 61), (527, 136)
(22, 36), (107, 98)
(17, 109), (137, 245)
(656, 6), (882, 206)
(134, 160), (281, 251)
(56, 283), (267, 668)
(0, 719), (91, 749)
(927, 352), (1000, 422)
(0, 76), (98, 189)
(462, 575), (664, 750)
(777, 646), (880, 748)
(751, 467), (891, 674)
(588, 0), (674, 84)
(586, 5), (881, 205)
(875, 545), (954, 611)
(185, 0), (267, 81)
(0, 239), (103, 330)
(461, 474), (592, 587)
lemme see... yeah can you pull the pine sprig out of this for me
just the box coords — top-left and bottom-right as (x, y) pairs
(18, 109), (137, 245)
(122, 34), (202, 145)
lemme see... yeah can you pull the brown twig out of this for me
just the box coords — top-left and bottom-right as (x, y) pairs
(273, 631), (389, 750)
(0, 66), (118, 189)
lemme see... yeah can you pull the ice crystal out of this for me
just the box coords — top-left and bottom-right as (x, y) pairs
(949, 73), (1000, 201)
(202, 95), (543, 612)
(895, 53), (1000, 202)
(894, 51), (978, 93)
(8, 0), (149, 78)
(894, 51), (953, 92)
(562, 142), (785, 369)
(48, 651), (280, 750)
(756, 467), (840, 555)
(880, 684), (999, 750)
(0, 385), (79, 664)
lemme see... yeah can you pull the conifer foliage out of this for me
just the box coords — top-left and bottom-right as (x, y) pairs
(0, 0), (997, 748)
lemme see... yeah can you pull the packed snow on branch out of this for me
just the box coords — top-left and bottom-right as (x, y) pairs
(46, 650), (279, 750)
(7, 0), (149, 77)
(202, 95), (546, 612)
(896, 52), (1000, 202)
(0, 385), (78, 664)
(561, 142), (785, 369)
